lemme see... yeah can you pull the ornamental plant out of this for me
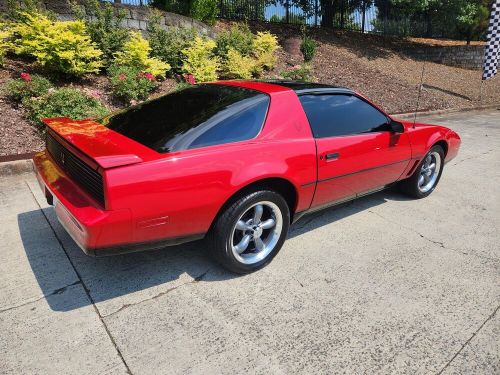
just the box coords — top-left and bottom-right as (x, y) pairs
(24, 87), (108, 128)
(113, 31), (171, 78)
(252, 31), (279, 70)
(147, 10), (197, 73)
(12, 12), (102, 76)
(221, 48), (255, 79)
(300, 35), (316, 63)
(182, 37), (219, 82)
(109, 64), (157, 103)
(190, 0), (218, 26)
(0, 23), (12, 66)
(281, 63), (313, 82)
(72, 0), (130, 67)
(4, 72), (52, 102)
(215, 23), (254, 58)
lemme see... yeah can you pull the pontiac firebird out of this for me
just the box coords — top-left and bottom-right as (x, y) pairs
(34, 80), (461, 273)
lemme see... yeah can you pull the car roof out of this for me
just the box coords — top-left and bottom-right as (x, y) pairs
(212, 80), (355, 95)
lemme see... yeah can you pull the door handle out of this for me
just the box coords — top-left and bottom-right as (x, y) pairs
(325, 152), (340, 160)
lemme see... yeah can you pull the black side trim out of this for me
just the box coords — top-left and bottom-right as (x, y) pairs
(84, 233), (205, 257)
(317, 158), (411, 184)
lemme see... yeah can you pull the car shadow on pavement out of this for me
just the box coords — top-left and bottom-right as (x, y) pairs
(17, 188), (411, 312)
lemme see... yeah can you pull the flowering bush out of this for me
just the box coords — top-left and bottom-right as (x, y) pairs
(109, 64), (157, 103)
(184, 74), (196, 85)
(12, 12), (102, 76)
(253, 31), (279, 70)
(24, 87), (108, 128)
(113, 31), (170, 78)
(4, 73), (53, 102)
(221, 48), (255, 79)
(182, 37), (219, 82)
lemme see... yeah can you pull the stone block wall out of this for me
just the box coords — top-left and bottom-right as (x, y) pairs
(404, 45), (485, 70)
(0, 0), (216, 38)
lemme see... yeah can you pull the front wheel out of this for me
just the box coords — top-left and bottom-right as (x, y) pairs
(207, 190), (290, 274)
(400, 145), (445, 198)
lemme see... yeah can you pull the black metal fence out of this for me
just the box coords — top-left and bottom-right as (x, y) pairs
(116, 0), (460, 39)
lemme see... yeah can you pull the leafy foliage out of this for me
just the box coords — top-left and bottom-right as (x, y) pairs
(221, 48), (255, 79)
(182, 37), (219, 82)
(281, 64), (313, 82)
(24, 87), (107, 128)
(0, 23), (12, 66)
(300, 35), (316, 62)
(109, 65), (158, 103)
(252, 31), (279, 70)
(72, 0), (129, 67)
(215, 23), (254, 58)
(190, 0), (218, 26)
(147, 10), (197, 72)
(4, 73), (52, 102)
(12, 12), (102, 76)
(114, 31), (171, 78)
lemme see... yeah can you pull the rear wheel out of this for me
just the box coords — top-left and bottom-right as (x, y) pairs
(208, 190), (290, 274)
(400, 145), (444, 198)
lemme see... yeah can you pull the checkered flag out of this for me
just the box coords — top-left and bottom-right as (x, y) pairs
(483, 0), (500, 80)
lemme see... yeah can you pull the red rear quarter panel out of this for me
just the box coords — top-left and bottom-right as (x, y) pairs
(105, 88), (317, 243)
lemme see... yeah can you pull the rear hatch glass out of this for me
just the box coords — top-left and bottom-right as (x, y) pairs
(100, 84), (269, 153)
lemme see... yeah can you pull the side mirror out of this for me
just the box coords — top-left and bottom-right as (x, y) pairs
(389, 119), (404, 133)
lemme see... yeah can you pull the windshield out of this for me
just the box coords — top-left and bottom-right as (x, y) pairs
(100, 84), (270, 153)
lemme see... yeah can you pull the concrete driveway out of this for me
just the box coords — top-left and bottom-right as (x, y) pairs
(1, 109), (499, 374)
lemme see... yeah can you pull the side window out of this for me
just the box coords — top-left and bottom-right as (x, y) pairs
(299, 94), (389, 138)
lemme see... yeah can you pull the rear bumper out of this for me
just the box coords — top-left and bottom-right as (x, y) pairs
(33, 151), (133, 254)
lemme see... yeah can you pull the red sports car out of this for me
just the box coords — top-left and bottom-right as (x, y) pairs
(34, 80), (461, 273)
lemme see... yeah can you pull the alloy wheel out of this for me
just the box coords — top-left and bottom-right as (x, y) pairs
(230, 201), (283, 265)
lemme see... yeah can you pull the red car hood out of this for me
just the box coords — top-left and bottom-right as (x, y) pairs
(42, 117), (159, 169)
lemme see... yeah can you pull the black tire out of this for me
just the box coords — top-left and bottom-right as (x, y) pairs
(399, 145), (445, 199)
(207, 190), (290, 274)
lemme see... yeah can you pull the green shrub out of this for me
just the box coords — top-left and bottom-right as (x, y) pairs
(253, 31), (279, 70)
(12, 12), (102, 76)
(300, 36), (316, 62)
(109, 65), (157, 103)
(215, 23), (254, 58)
(72, 0), (129, 67)
(221, 48), (254, 79)
(0, 23), (12, 66)
(182, 37), (219, 82)
(147, 10), (196, 72)
(190, 0), (218, 26)
(4, 73), (52, 101)
(281, 64), (313, 82)
(24, 87), (108, 128)
(114, 31), (171, 78)
(150, 0), (190, 16)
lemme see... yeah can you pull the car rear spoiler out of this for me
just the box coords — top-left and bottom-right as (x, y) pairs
(42, 117), (159, 169)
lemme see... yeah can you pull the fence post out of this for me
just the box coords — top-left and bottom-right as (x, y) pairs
(285, 0), (290, 24)
(340, 0), (345, 29)
(361, 0), (366, 33)
(314, 0), (318, 26)
(219, 0), (223, 18)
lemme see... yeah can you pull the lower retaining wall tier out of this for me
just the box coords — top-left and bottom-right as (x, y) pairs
(404, 45), (485, 70)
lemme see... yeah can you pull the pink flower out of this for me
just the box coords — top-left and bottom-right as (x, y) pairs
(20, 72), (32, 82)
(144, 72), (155, 82)
(185, 74), (196, 85)
(119, 73), (126, 81)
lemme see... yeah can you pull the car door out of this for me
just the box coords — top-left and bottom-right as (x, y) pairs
(299, 93), (412, 209)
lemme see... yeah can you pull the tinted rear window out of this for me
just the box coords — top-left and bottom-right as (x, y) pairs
(101, 85), (269, 153)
